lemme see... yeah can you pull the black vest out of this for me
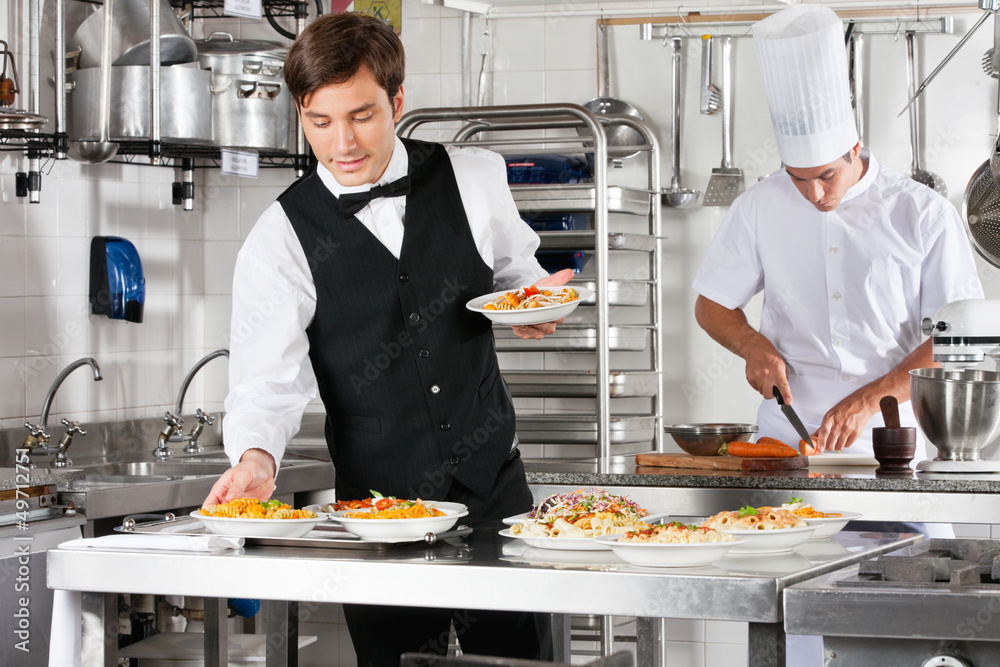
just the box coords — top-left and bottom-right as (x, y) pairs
(278, 138), (516, 501)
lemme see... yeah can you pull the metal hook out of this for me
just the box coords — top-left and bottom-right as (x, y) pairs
(673, 6), (692, 37)
(479, 17), (490, 56)
(894, 18), (901, 41)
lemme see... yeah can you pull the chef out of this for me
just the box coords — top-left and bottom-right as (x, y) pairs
(203, 12), (561, 665)
(692, 4), (983, 457)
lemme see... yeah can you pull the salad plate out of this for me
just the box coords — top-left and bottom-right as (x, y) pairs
(498, 528), (612, 551)
(720, 524), (818, 554)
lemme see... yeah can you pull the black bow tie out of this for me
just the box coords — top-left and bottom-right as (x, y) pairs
(337, 176), (411, 216)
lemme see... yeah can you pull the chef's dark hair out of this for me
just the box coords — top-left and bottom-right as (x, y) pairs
(284, 13), (405, 110)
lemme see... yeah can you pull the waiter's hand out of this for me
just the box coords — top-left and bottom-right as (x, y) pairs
(202, 448), (277, 508)
(510, 269), (575, 340)
(744, 337), (791, 402)
(812, 388), (874, 452)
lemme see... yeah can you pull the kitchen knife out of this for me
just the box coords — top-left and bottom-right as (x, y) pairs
(772, 385), (814, 449)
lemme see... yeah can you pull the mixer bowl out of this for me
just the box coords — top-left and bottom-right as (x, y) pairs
(910, 368), (1000, 461)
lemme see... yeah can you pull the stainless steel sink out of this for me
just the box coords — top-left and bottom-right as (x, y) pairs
(79, 461), (232, 478)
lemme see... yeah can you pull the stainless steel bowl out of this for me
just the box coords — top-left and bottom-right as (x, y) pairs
(910, 368), (1000, 461)
(663, 423), (758, 456)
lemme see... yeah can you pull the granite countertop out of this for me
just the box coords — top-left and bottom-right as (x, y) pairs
(0, 466), (84, 492)
(523, 456), (1000, 493)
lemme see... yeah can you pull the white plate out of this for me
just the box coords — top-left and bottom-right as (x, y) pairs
(595, 534), (748, 568)
(498, 528), (612, 551)
(466, 286), (594, 326)
(802, 511), (863, 539)
(806, 453), (879, 466)
(501, 510), (671, 527)
(719, 524), (818, 554)
(332, 503), (468, 542)
(189, 511), (324, 539)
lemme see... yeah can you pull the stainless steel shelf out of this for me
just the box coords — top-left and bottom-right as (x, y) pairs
(516, 414), (656, 445)
(504, 370), (659, 398)
(494, 325), (649, 352)
(537, 231), (658, 252)
(574, 280), (649, 307)
(512, 184), (651, 216)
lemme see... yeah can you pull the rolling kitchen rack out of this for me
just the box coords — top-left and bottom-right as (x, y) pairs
(397, 104), (664, 471)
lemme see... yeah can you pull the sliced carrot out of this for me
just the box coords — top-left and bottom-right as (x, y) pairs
(799, 439), (818, 456)
(720, 440), (799, 458)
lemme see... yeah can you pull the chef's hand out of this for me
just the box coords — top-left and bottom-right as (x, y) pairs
(812, 389), (875, 452)
(510, 269), (575, 340)
(202, 448), (277, 508)
(743, 336), (791, 403)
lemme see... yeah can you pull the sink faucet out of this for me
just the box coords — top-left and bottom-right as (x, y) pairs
(155, 349), (229, 458)
(23, 357), (103, 463)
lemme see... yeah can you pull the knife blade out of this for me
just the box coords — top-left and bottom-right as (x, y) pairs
(772, 385), (814, 449)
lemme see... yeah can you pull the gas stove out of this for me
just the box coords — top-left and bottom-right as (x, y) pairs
(786, 539), (1000, 666)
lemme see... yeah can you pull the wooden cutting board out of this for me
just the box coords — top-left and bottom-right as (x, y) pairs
(635, 453), (809, 471)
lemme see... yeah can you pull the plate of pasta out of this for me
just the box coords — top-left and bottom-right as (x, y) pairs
(596, 523), (748, 567)
(702, 506), (817, 554)
(780, 498), (861, 540)
(330, 498), (468, 542)
(501, 488), (654, 550)
(466, 285), (593, 326)
(193, 498), (323, 538)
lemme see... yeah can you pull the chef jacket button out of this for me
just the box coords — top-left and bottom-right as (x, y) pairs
(841, 374), (852, 382)
(834, 339), (844, 347)
(449, 456), (460, 466)
(829, 246), (839, 254)
(440, 422), (451, 431)
(832, 291), (842, 300)
(430, 384), (441, 394)
(419, 349), (430, 358)
(399, 273), (410, 282)
(410, 313), (420, 323)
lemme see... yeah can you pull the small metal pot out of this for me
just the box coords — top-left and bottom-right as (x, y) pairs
(209, 72), (291, 151)
(68, 65), (212, 143)
(70, 0), (197, 68)
(195, 32), (287, 77)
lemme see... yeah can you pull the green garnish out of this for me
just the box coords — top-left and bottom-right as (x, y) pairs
(370, 490), (384, 499)
(263, 499), (282, 509)
(738, 506), (758, 517)
(789, 497), (802, 504)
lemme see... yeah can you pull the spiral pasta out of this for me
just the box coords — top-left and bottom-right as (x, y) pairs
(199, 498), (317, 520)
(482, 286), (578, 311)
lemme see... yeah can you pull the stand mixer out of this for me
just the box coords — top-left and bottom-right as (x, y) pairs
(913, 299), (1000, 472)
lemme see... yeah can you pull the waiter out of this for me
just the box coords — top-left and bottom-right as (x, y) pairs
(203, 12), (561, 665)
(693, 4), (983, 456)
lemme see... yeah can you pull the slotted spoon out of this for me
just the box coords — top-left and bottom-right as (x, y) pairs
(905, 32), (946, 196)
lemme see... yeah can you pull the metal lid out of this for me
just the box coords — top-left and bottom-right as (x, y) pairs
(663, 423), (758, 434)
(195, 32), (287, 58)
(0, 108), (47, 130)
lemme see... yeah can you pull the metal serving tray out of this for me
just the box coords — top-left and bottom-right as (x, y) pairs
(494, 325), (649, 351)
(510, 184), (651, 216)
(536, 231), (657, 252)
(516, 414), (656, 445)
(503, 370), (659, 397)
(575, 280), (649, 306)
(116, 515), (471, 551)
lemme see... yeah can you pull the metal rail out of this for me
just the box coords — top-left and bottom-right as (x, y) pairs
(397, 104), (663, 470)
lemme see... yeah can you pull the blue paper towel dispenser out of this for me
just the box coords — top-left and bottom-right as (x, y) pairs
(90, 236), (145, 323)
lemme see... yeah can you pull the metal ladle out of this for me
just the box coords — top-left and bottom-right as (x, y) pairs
(662, 37), (699, 207)
(68, 0), (117, 163)
(905, 31), (946, 196)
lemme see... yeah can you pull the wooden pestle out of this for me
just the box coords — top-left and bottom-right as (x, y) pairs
(879, 395), (901, 429)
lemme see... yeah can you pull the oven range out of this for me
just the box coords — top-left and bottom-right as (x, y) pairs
(785, 539), (1000, 666)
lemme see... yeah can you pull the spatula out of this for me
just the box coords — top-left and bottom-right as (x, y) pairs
(773, 386), (814, 449)
(703, 36), (744, 207)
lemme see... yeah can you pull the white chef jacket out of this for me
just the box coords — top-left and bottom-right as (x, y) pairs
(693, 149), (984, 453)
(223, 137), (548, 471)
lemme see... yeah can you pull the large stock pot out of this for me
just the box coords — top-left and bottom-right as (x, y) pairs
(70, 0), (197, 68)
(68, 65), (213, 143)
(195, 32), (292, 152)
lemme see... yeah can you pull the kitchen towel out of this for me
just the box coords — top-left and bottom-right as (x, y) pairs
(48, 590), (82, 667)
(59, 533), (243, 552)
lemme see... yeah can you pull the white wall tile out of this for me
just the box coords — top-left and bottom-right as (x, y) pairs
(704, 641), (748, 666)
(205, 295), (233, 351)
(56, 236), (91, 296)
(662, 618), (705, 643)
(491, 18), (546, 73)
(204, 241), (239, 295)
(492, 71), (546, 106)
(663, 639), (704, 667)
(0, 297), (25, 358)
(401, 18), (442, 75)
(704, 620), (748, 644)
(23, 236), (57, 297)
(0, 358), (25, 423)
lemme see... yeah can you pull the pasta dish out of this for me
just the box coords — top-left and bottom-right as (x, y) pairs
(619, 522), (735, 544)
(199, 498), (317, 520)
(482, 286), (578, 311)
(781, 498), (843, 519)
(701, 506), (806, 531)
(510, 488), (649, 539)
(344, 499), (445, 520)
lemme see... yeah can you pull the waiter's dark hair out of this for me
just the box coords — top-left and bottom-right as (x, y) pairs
(284, 13), (405, 109)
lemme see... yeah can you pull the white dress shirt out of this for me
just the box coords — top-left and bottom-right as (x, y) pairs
(224, 137), (548, 471)
(693, 149), (984, 451)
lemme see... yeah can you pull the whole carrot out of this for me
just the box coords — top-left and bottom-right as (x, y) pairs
(719, 439), (799, 458)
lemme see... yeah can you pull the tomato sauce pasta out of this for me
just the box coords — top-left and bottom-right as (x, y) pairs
(482, 286), (578, 311)
(199, 498), (317, 520)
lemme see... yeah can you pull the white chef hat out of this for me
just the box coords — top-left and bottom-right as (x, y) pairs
(752, 4), (858, 168)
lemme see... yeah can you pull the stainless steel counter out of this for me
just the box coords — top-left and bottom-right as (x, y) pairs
(525, 456), (1000, 525)
(47, 525), (920, 667)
